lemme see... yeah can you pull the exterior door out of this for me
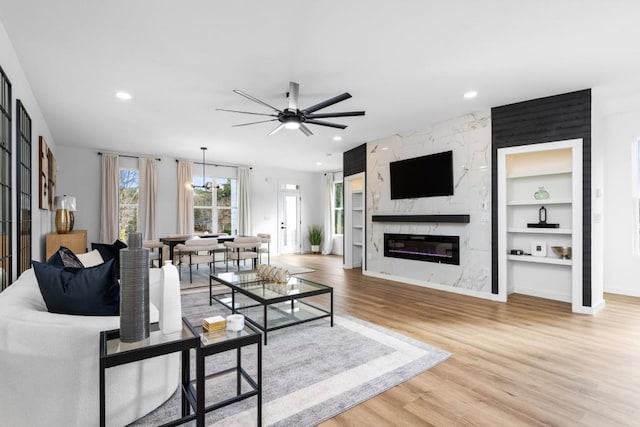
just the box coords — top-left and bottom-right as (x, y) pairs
(278, 190), (301, 254)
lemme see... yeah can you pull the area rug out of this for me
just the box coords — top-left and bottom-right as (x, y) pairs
(265, 261), (315, 275)
(131, 290), (450, 426)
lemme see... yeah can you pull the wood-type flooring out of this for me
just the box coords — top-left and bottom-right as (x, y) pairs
(273, 253), (640, 427)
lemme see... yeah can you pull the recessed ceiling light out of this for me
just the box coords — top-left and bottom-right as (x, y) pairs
(463, 91), (478, 99)
(381, 147), (389, 151)
(332, 136), (342, 141)
(116, 91), (132, 100)
(316, 162), (323, 166)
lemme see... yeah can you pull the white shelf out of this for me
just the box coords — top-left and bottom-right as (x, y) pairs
(353, 208), (363, 211)
(507, 198), (571, 206)
(352, 225), (363, 229)
(507, 171), (571, 179)
(499, 140), (583, 309)
(507, 227), (572, 234)
(507, 254), (572, 266)
(353, 242), (363, 247)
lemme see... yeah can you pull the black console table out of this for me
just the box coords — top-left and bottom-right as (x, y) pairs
(100, 318), (262, 426)
(99, 322), (199, 427)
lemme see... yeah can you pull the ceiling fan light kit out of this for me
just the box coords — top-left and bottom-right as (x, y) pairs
(217, 82), (365, 136)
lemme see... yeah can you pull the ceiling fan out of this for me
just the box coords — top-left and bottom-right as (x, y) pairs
(217, 82), (365, 136)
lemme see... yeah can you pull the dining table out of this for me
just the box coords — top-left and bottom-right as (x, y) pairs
(159, 234), (235, 263)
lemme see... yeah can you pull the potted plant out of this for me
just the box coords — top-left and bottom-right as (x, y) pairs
(308, 225), (323, 254)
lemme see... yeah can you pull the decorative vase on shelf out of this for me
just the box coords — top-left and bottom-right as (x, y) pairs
(119, 232), (150, 343)
(534, 186), (550, 200)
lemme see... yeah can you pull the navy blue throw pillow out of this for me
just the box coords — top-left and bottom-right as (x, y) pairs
(46, 246), (84, 269)
(91, 240), (127, 279)
(32, 259), (120, 316)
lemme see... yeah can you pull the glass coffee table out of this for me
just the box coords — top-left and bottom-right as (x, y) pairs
(210, 271), (333, 345)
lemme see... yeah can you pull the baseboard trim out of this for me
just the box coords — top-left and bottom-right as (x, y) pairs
(572, 299), (606, 315)
(513, 287), (571, 303)
(603, 287), (640, 297)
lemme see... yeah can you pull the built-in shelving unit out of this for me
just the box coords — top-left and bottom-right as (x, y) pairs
(497, 139), (583, 310)
(344, 173), (365, 269)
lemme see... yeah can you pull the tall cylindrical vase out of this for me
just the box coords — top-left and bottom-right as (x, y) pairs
(119, 232), (150, 343)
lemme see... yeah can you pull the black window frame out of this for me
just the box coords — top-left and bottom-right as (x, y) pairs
(16, 99), (32, 276)
(0, 65), (12, 291)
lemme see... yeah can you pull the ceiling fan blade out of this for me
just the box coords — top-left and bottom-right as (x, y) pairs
(305, 119), (348, 129)
(305, 111), (365, 119)
(268, 123), (286, 136)
(303, 92), (352, 114)
(299, 123), (313, 136)
(232, 119), (278, 127)
(287, 82), (300, 112)
(217, 108), (278, 117)
(233, 89), (282, 113)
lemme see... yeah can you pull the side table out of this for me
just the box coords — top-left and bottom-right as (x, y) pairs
(183, 317), (262, 426)
(99, 322), (199, 427)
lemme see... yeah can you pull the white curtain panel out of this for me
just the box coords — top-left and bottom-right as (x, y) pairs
(99, 154), (119, 243)
(238, 167), (251, 236)
(322, 173), (334, 255)
(177, 161), (194, 234)
(138, 157), (157, 240)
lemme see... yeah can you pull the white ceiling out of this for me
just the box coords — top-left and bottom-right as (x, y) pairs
(1, 1), (640, 172)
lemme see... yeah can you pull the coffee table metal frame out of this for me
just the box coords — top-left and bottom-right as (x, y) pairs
(209, 271), (333, 345)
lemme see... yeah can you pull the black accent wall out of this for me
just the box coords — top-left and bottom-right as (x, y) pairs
(343, 143), (366, 177)
(491, 89), (591, 306)
(343, 143), (367, 269)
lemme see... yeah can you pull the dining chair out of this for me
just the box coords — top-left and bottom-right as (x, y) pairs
(224, 236), (262, 271)
(256, 233), (271, 265)
(174, 238), (223, 283)
(143, 240), (164, 268)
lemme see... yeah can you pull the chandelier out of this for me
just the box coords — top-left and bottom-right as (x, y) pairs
(192, 147), (213, 190)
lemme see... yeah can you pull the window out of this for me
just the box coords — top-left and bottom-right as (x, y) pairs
(0, 67), (12, 291)
(333, 181), (344, 235)
(194, 174), (237, 234)
(16, 100), (31, 276)
(216, 178), (236, 234)
(119, 168), (139, 241)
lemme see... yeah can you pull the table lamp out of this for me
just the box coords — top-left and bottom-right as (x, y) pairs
(54, 195), (76, 234)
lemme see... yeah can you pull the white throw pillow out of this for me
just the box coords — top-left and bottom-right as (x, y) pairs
(76, 249), (105, 267)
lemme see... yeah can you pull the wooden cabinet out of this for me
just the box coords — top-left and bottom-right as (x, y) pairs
(45, 230), (87, 260)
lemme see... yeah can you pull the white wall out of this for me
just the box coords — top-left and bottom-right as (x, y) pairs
(0, 19), (56, 272)
(250, 166), (325, 254)
(593, 79), (640, 296)
(364, 112), (493, 298)
(55, 145), (325, 253)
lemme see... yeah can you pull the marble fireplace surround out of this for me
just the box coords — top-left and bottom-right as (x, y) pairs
(364, 112), (494, 300)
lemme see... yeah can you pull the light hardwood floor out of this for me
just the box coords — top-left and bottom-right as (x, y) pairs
(274, 254), (640, 427)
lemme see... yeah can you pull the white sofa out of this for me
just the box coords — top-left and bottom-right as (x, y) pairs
(0, 263), (182, 427)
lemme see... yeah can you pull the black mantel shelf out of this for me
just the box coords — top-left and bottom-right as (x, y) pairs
(372, 214), (470, 223)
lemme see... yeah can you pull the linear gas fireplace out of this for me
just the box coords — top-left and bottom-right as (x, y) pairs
(384, 233), (460, 265)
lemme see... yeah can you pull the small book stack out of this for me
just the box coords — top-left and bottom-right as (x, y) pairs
(202, 316), (226, 332)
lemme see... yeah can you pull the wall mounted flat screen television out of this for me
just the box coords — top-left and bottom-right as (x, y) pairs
(390, 150), (454, 199)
